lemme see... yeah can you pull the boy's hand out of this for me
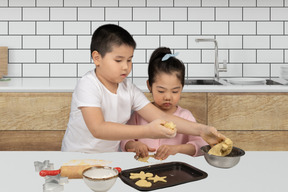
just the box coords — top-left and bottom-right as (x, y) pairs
(147, 119), (177, 139)
(155, 145), (178, 160)
(126, 141), (155, 158)
(200, 125), (226, 146)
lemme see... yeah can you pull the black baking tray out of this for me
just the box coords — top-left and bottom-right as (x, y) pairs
(119, 161), (208, 191)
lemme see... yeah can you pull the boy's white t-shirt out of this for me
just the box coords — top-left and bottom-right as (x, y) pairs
(61, 69), (150, 153)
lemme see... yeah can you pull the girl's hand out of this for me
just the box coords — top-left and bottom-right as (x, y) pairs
(126, 141), (156, 158)
(155, 145), (178, 160)
(146, 119), (177, 139)
(200, 125), (226, 146)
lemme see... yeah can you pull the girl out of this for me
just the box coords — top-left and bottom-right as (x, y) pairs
(121, 47), (207, 160)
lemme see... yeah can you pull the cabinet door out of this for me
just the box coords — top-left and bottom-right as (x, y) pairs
(208, 93), (288, 150)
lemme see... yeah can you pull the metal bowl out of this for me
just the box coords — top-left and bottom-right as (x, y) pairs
(201, 145), (245, 169)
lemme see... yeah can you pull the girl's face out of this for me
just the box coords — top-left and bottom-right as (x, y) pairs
(148, 72), (183, 114)
(93, 44), (134, 93)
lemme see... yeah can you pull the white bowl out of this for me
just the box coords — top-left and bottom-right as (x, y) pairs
(82, 166), (119, 192)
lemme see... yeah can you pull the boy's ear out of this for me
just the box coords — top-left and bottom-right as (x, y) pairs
(92, 51), (101, 66)
(146, 80), (152, 93)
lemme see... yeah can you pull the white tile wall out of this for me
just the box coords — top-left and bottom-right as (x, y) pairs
(0, 0), (288, 80)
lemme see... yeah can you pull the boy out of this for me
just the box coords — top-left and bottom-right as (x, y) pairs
(61, 24), (225, 153)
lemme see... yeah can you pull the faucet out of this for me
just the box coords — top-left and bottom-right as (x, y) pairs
(195, 38), (227, 80)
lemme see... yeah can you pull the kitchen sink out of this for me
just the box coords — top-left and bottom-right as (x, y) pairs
(225, 78), (283, 85)
(184, 79), (222, 85)
(266, 79), (283, 85)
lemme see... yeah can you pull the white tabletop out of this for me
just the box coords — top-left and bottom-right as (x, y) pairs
(0, 151), (287, 192)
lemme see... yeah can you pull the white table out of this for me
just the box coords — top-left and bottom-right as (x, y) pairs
(0, 151), (287, 192)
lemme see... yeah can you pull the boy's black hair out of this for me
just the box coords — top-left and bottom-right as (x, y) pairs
(90, 24), (136, 57)
(148, 47), (185, 87)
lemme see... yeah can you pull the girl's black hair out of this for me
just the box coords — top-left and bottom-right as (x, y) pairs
(148, 47), (185, 87)
(90, 24), (136, 57)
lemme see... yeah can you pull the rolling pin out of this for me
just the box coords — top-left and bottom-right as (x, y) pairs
(40, 165), (93, 179)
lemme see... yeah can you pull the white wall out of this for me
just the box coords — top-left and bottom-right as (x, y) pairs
(1, 0), (288, 84)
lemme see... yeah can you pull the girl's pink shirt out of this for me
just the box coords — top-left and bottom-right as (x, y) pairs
(120, 106), (208, 157)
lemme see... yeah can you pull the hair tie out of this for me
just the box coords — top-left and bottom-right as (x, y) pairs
(161, 52), (179, 61)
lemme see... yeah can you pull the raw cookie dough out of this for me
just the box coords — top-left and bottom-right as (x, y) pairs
(135, 179), (152, 187)
(137, 155), (155, 163)
(147, 175), (167, 183)
(208, 138), (233, 156)
(130, 171), (153, 180)
(163, 121), (176, 131)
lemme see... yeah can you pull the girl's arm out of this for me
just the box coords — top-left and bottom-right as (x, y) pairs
(80, 107), (175, 140)
(137, 103), (225, 145)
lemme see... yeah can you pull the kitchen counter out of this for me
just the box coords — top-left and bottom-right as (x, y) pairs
(0, 77), (288, 92)
(0, 151), (287, 192)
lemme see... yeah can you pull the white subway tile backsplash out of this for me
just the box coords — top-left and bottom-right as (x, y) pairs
(50, 8), (77, 21)
(1, 1), (288, 80)
(230, 22), (256, 35)
(133, 36), (159, 49)
(0, 8), (21, 20)
(230, 50), (256, 63)
(271, 36), (288, 49)
(243, 36), (269, 49)
(257, 22), (283, 35)
(216, 8), (242, 21)
(50, 36), (77, 49)
(106, 8), (132, 21)
(243, 64), (269, 77)
(133, 8), (159, 21)
(147, 22), (173, 35)
(257, 0), (284, 7)
(64, 0), (90, 7)
(119, 0), (145, 7)
(202, 22), (228, 35)
(77, 36), (91, 49)
(216, 36), (242, 49)
(161, 8), (187, 21)
(174, 22), (201, 35)
(64, 50), (90, 63)
(78, 8), (105, 21)
(23, 36), (49, 49)
(119, 22), (146, 35)
(9, 0), (35, 7)
(0, 22), (8, 34)
(36, 0), (63, 7)
(147, 0), (173, 7)
(23, 8), (49, 21)
(9, 50), (35, 63)
(174, 0), (201, 6)
(92, 0), (118, 7)
(37, 50), (63, 63)
(64, 22), (90, 35)
(243, 8), (269, 21)
(23, 64), (49, 77)
(202, 0), (228, 7)
(188, 8), (214, 21)
(37, 22), (63, 35)
(160, 36), (187, 49)
(229, 0), (256, 7)
(50, 64), (77, 77)
(271, 8), (288, 20)
(257, 50), (283, 63)
(0, 36), (21, 48)
(9, 22), (35, 35)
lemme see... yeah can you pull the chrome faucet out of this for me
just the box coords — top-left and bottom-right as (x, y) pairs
(195, 38), (227, 80)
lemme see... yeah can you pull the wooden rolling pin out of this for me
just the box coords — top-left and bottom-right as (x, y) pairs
(0, 47), (8, 79)
(40, 165), (93, 179)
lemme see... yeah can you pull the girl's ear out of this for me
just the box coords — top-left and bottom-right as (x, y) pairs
(146, 80), (152, 93)
(92, 51), (101, 67)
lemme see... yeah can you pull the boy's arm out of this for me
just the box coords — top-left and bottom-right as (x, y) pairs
(137, 103), (225, 145)
(80, 106), (175, 140)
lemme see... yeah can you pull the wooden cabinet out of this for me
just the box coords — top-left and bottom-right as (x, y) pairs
(208, 93), (288, 150)
(0, 92), (287, 151)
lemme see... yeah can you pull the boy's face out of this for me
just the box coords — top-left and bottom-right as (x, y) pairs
(92, 45), (134, 90)
(148, 72), (183, 114)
